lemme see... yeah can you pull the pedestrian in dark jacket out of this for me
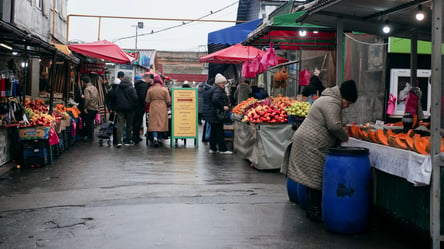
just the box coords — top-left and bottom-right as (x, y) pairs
(207, 73), (231, 154)
(201, 78), (214, 143)
(252, 83), (268, 100)
(108, 76), (138, 147)
(132, 74), (153, 143)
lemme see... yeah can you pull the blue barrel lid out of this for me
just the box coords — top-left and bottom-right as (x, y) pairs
(328, 146), (369, 155)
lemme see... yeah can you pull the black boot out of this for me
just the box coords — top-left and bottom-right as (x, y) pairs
(307, 187), (323, 223)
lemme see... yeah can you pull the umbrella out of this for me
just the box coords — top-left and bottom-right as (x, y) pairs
(199, 43), (288, 64)
(68, 40), (135, 64)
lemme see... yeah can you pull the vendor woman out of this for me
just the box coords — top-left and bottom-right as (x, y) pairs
(282, 80), (358, 222)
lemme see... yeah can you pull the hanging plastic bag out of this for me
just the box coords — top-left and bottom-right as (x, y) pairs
(242, 61), (256, 78)
(404, 90), (418, 115)
(386, 93), (396, 115)
(260, 42), (278, 68)
(48, 127), (60, 146)
(249, 54), (265, 74)
(299, 70), (311, 86)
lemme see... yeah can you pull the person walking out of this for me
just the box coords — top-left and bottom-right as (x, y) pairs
(80, 75), (99, 142)
(145, 75), (171, 147)
(197, 82), (205, 125)
(201, 78), (214, 143)
(282, 80), (358, 222)
(234, 79), (252, 105)
(108, 76), (138, 148)
(206, 73), (232, 154)
(133, 74), (153, 144)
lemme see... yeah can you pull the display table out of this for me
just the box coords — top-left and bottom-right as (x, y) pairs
(346, 138), (431, 186)
(345, 138), (440, 235)
(234, 120), (295, 170)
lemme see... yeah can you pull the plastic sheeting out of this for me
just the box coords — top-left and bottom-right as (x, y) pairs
(346, 138), (431, 186)
(234, 120), (296, 170)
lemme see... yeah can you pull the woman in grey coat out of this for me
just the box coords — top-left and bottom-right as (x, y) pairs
(283, 80), (358, 222)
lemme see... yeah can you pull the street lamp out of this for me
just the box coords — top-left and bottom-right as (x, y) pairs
(134, 22), (144, 50)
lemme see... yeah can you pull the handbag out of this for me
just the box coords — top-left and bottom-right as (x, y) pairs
(216, 109), (231, 123)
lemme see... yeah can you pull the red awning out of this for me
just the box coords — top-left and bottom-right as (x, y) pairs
(68, 40), (135, 64)
(199, 43), (288, 64)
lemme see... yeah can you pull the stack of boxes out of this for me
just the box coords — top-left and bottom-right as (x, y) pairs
(18, 127), (53, 168)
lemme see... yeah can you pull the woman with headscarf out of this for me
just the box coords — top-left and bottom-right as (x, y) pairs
(282, 80), (358, 222)
(145, 75), (171, 147)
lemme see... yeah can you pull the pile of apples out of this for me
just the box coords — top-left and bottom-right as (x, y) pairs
(285, 101), (311, 117)
(232, 97), (258, 115)
(269, 95), (297, 110)
(25, 98), (48, 113)
(28, 110), (55, 127)
(241, 100), (288, 124)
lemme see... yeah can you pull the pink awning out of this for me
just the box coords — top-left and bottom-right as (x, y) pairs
(68, 40), (135, 64)
(199, 43), (288, 64)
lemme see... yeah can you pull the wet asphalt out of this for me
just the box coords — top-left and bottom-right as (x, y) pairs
(0, 126), (431, 249)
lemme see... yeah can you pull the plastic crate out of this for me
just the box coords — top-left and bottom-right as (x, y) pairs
(23, 147), (48, 168)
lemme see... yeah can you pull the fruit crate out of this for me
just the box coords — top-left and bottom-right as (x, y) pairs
(288, 115), (304, 128)
(23, 147), (48, 168)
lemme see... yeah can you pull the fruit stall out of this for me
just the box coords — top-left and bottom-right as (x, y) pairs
(232, 95), (310, 170)
(2, 96), (80, 168)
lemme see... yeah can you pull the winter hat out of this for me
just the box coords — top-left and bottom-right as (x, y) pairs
(215, 73), (227, 84)
(113, 78), (121, 85)
(134, 75), (142, 81)
(340, 80), (358, 103)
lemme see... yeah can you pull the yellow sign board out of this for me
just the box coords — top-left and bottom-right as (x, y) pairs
(171, 88), (198, 146)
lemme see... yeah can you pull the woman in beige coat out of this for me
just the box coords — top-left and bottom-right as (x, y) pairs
(145, 75), (171, 146)
(283, 80), (357, 222)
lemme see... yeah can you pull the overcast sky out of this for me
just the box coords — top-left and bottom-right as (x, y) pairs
(67, 0), (239, 51)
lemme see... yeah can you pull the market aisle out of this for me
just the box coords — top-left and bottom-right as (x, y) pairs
(0, 130), (429, 249)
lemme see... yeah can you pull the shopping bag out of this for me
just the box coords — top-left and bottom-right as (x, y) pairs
(386, 93), (396, 115)
(204, 122), (211, 141)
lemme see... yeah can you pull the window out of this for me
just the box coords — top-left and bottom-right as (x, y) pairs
(388, 68), (431, 118)
(35, 0), (42, 9)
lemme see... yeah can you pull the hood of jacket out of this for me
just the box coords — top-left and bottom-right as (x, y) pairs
(321, 86), (342, 103)
(134, 80), (146, 87)
(119, 80), (132, 89)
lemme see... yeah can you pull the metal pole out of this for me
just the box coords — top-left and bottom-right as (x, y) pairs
(410, 36), (417, 87)
(49, 52), (57, 114)
(135, 25), (138, 50)
(98, 17), (102, 41)
(335, 17), (343, 85)
(430, 0), (442, 248)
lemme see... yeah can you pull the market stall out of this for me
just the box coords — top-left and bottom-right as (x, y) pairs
(232, 95), (308, 170)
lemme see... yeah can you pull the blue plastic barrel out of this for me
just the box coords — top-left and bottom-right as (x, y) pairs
(322, 146), (371, 234)
(297, 183), (308, 210)
(286, 178), (299, 203)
